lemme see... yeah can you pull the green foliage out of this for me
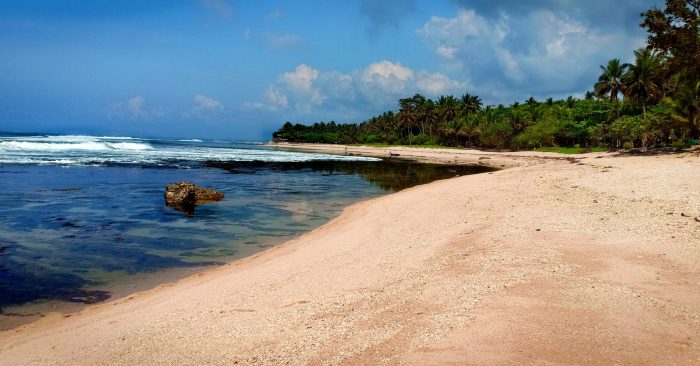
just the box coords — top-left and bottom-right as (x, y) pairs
(480, 121), (513, 150)
(512, 113), (558, 149)
(534, 147), (608, 154)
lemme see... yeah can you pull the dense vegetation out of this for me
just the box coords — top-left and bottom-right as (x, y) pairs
(273, 0), (699, 150)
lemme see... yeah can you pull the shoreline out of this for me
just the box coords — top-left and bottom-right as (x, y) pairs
(263, 141), (615, 169)
(1, 147), (698, 364)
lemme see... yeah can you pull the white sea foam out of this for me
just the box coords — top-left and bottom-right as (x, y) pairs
(0, 134), (380, 166)
(0, 141), (153, 152)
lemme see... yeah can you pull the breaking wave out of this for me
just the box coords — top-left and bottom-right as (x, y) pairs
(0, 134), (379, 167)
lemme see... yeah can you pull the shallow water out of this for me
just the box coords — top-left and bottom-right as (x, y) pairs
(0, 134), (493, 325)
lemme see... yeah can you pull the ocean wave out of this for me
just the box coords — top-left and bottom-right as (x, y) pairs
(0, 134), (381, 167)
(0, 141), (153, 152)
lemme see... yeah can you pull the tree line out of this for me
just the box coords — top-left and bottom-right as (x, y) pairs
(273, 0), (699, 150)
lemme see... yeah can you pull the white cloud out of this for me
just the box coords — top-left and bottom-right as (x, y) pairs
(418, 7), (646, 102)
(281, 64), (319, 92)
(415, 71), (466, 96)
(359, 61), (466, 104)
(418, 9), (505, 47)
(243, 61), (468, 117)
(194, 94), (222, 110)
(436, 45), (457, 61)
(106, 96), (167, 120)
(359, 60), (414, 101)
(265, 86), (289, 109)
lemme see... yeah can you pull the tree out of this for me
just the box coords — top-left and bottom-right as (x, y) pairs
(437, 95), (459, 122)
(641, 0), (700, 137)
(622, 48), (664, 118)
(461, 93), (483, 115)
(594, 59), (628, 103)
(641, 0), (699, 76)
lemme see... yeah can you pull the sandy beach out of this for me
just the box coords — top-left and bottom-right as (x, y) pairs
(1, 145), (699, 365)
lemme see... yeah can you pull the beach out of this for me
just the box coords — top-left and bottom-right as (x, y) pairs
(1, 146), (699, 365)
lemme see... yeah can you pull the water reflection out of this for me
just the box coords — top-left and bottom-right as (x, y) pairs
(205, 160), (494, 192)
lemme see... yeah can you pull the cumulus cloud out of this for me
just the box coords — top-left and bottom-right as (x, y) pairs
(259, 64), (327, 113)
(265, 86), (289, 110)
(243, 61), (468, 118)
(418, 5), (646, 102)
(191, 94), (223, 113)
(106, 96), (167, 120)
(359, 60), (414, 98)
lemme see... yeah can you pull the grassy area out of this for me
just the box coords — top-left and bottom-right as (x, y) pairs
(534, 147), (608, 154)
(348, 143), (460, 149)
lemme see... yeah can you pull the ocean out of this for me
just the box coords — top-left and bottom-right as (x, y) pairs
(0, 133), (490, 327)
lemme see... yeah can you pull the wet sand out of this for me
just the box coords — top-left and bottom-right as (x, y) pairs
(1, 146), (698, 365)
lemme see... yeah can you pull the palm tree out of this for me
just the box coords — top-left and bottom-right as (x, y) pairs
(565, 96), (576, 109)
(460, 93), (482, 115)
(622, 48), (664, 118)
(595, 58), (628, 103)
(525, 97), (538, 108)
(421, 100), (439, 139)
(437, 95), (459, 122)
(398, 98), (416, 144)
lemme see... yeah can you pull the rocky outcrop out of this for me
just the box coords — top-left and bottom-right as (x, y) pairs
(165, 182), (223, 214)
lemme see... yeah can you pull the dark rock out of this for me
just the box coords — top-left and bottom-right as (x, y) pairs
(165, 182), (223, 214)
(194, 186), (224, 202)
(165, 182), (196, 212)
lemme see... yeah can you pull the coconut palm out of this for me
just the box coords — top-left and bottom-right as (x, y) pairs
(622, 48), (664, 118)
(437, 95), (459, 122)
(595, 58), (628, 103)
(460, 93), (483, 115)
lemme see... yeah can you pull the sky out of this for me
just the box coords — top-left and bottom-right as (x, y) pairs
(0, 0), (656, 140)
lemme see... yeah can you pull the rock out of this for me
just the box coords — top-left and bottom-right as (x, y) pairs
(695, 217), (700, 223)
(194, 186), (224, 202)
(165, 182), (197, 212)
(165, 182), (223, 213)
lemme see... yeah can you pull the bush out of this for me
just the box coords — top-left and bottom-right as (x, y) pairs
(623, 141), (634, 150)
(408, 133), (431, 145)
(359, 134), (381, 144)
(671, 136), (690, 148)
(480, 121), (514, 150)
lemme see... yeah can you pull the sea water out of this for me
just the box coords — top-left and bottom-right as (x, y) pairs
(0, 133), (491, 326)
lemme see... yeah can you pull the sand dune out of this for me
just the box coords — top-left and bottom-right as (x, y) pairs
(1, 147), (698, 365)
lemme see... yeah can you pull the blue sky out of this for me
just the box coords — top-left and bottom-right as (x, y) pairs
(0, 0), (653, 140)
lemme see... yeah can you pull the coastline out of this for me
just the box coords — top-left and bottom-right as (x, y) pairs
(1, 146), (699, 364)
(263, 142), (611, 169)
